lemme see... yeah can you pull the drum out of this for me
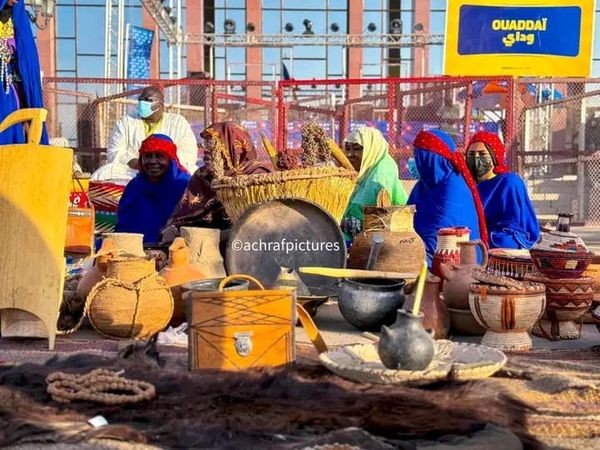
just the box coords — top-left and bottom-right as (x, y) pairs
(487, 249), (538, 280)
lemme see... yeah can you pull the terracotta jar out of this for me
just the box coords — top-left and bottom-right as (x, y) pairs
(404, 273), (449, 339)
(180, 227), (226, 278)
(440, 240), (488, 310)
(431, 227), (470, 279)
(76, 237), (118, 298)
(160, 237), (206, 325)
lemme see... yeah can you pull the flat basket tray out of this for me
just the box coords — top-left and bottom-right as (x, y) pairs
(319, 340), (506, 385)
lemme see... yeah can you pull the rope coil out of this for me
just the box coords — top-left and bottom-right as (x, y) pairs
(46, 369), (156, 405)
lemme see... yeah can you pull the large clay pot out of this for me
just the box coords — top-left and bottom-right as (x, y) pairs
(348, 206), (425, 275)
(431, 227), (470, 279)
(180, 227), (226, 278)
(337, 278), (405, 331)
(160, 237), (206, 326)
(377, 309), (435, 370)
(404, 273), (449, 339)
(440, 240), (488, 310)
(76, 237), (118, 298)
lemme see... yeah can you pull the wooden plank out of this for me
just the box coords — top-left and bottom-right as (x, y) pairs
(0, 144), (72, 349)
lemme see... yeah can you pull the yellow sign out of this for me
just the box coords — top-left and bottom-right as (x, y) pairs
(444, 0), (595, 76)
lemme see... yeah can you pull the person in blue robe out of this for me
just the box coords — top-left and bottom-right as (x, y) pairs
(407, 129), (488, 267)
(0, 0), (47, 144)
(116, 134), (191, 244)
(466, 131), (540, 249)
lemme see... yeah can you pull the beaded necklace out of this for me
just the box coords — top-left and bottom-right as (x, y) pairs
(0, 18), (14, 94)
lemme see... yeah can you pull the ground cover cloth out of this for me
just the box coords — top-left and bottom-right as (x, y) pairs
(0, 340), (598, 449)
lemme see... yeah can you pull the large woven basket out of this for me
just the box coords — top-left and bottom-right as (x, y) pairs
(86, 257), (173, 339)
(211, 166), (357, 223)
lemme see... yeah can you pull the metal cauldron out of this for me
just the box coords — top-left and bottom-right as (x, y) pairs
(338, 277), (406, 331)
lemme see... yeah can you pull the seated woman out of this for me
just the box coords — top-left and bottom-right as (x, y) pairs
(466, 131), (540, 249)
(341, 127), (408, 241)
(115, 134), (191, 244)
(162, 121), (273, 238)
(407, 129), (488, 266)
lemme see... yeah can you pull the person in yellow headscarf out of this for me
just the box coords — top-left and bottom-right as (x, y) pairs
(341, 127), (408, 242)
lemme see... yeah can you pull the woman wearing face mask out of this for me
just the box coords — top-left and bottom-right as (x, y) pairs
(407, 129), (488, 267)
(92, 85), (199, 181)
(0, 0), (48, 145)
(115, 134), (191, 244)
(466, 131), (540, 249)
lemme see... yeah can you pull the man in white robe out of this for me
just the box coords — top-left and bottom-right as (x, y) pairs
(91, 85), (199, 180)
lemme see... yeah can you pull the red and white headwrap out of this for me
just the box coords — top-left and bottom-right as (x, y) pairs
(138, 133), (189, 174)
(467, 131), (509, 175)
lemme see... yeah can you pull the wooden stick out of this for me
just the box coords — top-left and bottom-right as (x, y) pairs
(411, 261), (428, 317)
(298, 267), (418, 280)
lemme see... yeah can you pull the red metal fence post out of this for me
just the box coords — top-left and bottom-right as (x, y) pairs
(506, 77), (517, 172)
(387, 80), (397, 147)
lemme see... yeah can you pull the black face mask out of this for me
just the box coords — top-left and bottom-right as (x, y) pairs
(467, 155), (494, 179)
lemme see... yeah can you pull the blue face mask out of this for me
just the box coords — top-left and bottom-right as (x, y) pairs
(137, 100), (156, 119)
(407, 157), (420, 179)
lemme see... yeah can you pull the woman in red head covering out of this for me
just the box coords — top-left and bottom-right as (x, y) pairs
(115, 134), (191, 244)
(466, 131), (540, 249)
(161, 122), (273, 240)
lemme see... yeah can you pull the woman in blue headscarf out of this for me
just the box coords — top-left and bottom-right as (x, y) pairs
(0, 0), (47, 145)
(407, 129), (488, 267)
(116, 134), (191, 244)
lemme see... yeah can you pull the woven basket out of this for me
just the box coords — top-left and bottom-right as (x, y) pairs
(86, 257), (173, 339)
(211, 166), (357, 223)
(319, 340), (506, 385)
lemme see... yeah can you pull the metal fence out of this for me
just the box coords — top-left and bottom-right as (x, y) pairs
(41, 76), (600, 224)
(513, 78), (600, 224)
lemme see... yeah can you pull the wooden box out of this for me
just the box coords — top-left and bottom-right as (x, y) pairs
(186, 276), (296, 371)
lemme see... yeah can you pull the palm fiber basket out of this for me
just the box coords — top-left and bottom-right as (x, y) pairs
(211, 166), (358, 223)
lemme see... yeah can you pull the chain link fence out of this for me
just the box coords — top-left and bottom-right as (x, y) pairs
(513, 78), (600, 224)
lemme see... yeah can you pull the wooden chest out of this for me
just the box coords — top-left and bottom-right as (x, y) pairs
(186, 278), (296, 371)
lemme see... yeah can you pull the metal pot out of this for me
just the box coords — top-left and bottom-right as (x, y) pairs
(181, 278), (250, 293)
(338, 277), (405, 331)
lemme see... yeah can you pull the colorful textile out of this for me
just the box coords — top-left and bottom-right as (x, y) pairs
(0, 0), (47, 145)
(342, 127), (408, 239)
(166, 122), (273, 230)
(467, 132), (539, 249)
(407, 130), (487, 266)
(115, 160), (190, 244)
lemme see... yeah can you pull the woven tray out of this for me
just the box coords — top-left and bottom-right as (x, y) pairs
(319, 340), (506, 385)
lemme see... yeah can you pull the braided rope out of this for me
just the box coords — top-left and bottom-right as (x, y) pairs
(46, 369), (156, 405)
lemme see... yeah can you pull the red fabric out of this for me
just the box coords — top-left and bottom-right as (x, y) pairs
(467, 131), (510, 175)
(138, 135), (189, 174)
(413, 130), (489, 247)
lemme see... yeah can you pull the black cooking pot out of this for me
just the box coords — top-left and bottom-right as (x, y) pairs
(338, 278), (406, 331)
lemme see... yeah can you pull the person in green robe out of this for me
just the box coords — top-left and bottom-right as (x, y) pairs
(341, 127), (408, 242)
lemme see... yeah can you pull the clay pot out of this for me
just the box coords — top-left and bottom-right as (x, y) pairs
(76, 237), (118, 298)
(349, 206), (425, 275)
(377, 309), (435, 371)
(180, 227), (226, 278)
(160, 238), (206, 326)
(440, 240), (488, 310)
(431, 227), (470, 279)
(404, 273), (449, 339)
(337, 278), (405, 331)
(447, 307), (486, 336)
(469, 281), (546, 351)
(102, 232), (145, 257)
(526, 274), (594, 340)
